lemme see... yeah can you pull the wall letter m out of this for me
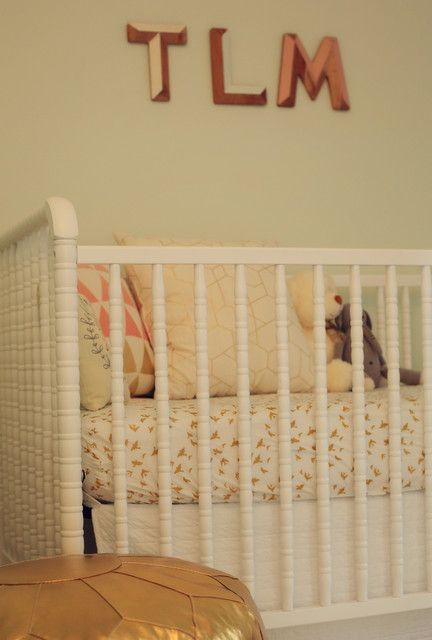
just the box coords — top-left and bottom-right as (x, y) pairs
(278, 35), (350, 110)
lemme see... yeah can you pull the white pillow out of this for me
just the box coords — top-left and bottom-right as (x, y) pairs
(115, 234), (314, 399)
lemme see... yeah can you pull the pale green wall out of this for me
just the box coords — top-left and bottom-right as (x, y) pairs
(0, 0), (431, 247)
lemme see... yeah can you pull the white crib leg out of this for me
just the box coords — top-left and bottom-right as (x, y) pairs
(152, 264), (173, 556)
(386, 265), (403, 598)
(17, 239), (31, 559)
(23, 235), (38, 558)
(194, 263), (214, 567)
(31, 231), (45, 557)
(109, 263), (129, 554)
(9, 244), (20, 560)
(49, 243), (61, 554)
(235, 264), (255, 596)
(401, 286), (412, 370)
(421, 266), (432, 591)
(313, 265), (332, 607)
(39, 228), (55, 556)
(53, 234), (83, 555)
(0, 249), (7, 557)
(350, 265), (368, 602)
(6, 247), (17, 561)
(275, 265), (294, 611)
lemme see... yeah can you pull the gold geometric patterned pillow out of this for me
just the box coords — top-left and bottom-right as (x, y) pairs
(77, 265), (154, 396)
(78, 294), (111, 411)
(114, 234), (314, 400)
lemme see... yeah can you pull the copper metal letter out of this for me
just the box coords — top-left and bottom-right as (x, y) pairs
(127, 23), (187, 102)
(277, 34), (350, 110)
(210, 28), (267, 106)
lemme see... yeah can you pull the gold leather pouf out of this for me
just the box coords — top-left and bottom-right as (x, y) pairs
(0, 554), (267, 639)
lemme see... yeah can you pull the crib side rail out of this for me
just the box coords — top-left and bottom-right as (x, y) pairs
(0, 198), (83, 562)
(78, 240), (432, 628)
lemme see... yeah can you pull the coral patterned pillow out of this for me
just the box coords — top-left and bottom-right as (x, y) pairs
(78, 294), (111, 411)
(114, 234), (314, 400)
(77, 264), (154, 396)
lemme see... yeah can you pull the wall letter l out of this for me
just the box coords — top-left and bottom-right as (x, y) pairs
(210, 28), (267, 106)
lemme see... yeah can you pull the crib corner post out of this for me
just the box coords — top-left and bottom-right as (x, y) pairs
(49, 199), (84, 555)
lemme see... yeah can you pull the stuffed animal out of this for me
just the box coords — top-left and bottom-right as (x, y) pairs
(287, 271), (371, 392)
(335, 303), (422, 387)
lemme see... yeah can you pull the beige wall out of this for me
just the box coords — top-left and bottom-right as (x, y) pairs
(0, 0), (431, 248)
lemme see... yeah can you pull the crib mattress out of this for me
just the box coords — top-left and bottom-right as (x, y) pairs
(82, 386), (424, 504)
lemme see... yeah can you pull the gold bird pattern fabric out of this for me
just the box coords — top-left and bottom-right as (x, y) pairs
(82, 386), (424, 504)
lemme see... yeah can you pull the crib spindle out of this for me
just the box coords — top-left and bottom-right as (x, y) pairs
(349, 265), (368, 602)
(109, 263), (129, 554)
(39, 228), (56, 556)
(377, 286), (387, 360)
(313, 265), (332, 607)
(275, 264), (294, 611)
(49, 241), (61, 554)
(31, 232), (46, 556)
(235, 264), (255, 596)
(401, 286), (412, 370)
(386, 265), (403, 598)
(152, 264), (173, 556)
(0, 249), (7, 556)
(194, 264), (214, 567)
(16, 239), (31, 559)
(6, 247), (17, 561)
(23, 236), (39, 558)
(9, 244), (19, 560)
(53, 234), (83, 555)
(421, 266), (432, 590)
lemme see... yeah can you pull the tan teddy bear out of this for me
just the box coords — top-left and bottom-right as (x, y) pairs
(287, 270), (375, 393)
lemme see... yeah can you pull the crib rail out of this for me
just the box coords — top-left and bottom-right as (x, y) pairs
(0, 198), (83, 562)
(85, 244), (432, 627)
(2, 198), (432, 631)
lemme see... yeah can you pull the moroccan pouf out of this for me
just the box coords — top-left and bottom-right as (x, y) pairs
(0, 554), (267, 639)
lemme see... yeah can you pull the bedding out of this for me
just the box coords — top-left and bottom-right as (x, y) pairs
(114, 234), (314, 399)
(82, 385), (424, 504)
(91, 491), (427, 610)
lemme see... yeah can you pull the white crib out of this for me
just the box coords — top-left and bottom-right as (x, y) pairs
(1, 198), (432, 633)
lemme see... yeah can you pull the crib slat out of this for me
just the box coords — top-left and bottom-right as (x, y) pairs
(421, 266), (432, 590)
(235, 264), (255, 595)
(109, 263), (129, 554)
(377, 286), (386, 360)
(49, 241), (61, 554)
(39, 228), (55, 556)
(9, 244), (20, 560)
(23, 237), (38, 558)
(0, 249), (7, 556)
(401, 286), (412, 370)
(53, 235), (83, 555)
(31, 232), (45, 556)
(194, 264), (213, 567)
(6, 246), (17, 561)
(349, 265), (368, 602)
(313, 265), (332, 607)
(16, 239), (31, 559)
(275, 265), (294, 611)
(152, 264), (173, 556)
(386, 265), (403, 598)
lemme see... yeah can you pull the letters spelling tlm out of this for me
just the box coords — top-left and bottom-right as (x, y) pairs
(127, 23), (350, 111)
